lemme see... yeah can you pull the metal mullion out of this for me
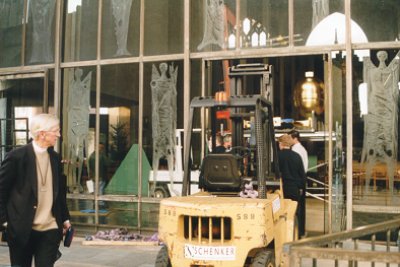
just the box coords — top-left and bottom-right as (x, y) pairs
(94, 0), (103, 227)
(21, 0), (28, 66)
(327, 52), (333, 234)
(183, 0), (190, 187)
(43, 69), (49, 113)
(235, 0), (240, 50)
(345, 0), (353, 231)
(137, 0), (145, 234)
(54, 0), (63, 119)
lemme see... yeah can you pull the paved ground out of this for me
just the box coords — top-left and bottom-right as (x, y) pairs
(0, 237), (160, 267)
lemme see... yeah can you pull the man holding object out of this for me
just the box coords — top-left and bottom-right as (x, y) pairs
(0, 113), (71, 267)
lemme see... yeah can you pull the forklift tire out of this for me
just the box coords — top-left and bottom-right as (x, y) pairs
(154, 186), (170, 198)
(250, 249), (275, 267)
(155, 245), (171, 267)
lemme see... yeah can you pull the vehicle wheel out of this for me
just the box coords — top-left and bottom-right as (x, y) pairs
(250, 250), (275, 267)
(153, 186), (169, 198)
(155, 245), (171, 267)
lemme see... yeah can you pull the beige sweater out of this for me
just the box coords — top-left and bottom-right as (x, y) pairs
(32, 142), (57, 231)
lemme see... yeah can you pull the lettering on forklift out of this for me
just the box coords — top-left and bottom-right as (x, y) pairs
(236, 213), (255, 220)
(184, 244), (236, 261)
(163, 208), (176, 216)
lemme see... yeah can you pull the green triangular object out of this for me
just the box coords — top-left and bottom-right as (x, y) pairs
(105, 144), (150, 196)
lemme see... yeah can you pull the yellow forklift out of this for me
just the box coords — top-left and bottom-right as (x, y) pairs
(156, 64), (298, 267)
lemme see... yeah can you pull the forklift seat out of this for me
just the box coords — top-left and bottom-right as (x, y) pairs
(200, 154), (242, 192)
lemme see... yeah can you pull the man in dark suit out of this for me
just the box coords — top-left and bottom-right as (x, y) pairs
(0, 113), (71, 267)
(277, 134), (306, 238)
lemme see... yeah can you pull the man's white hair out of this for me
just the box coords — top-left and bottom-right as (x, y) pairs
(29, 113), (60, 139)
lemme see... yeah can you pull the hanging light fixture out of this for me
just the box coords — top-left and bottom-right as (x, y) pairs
(293, 71), (324, 119)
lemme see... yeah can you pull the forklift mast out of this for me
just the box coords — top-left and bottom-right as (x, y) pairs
(229, 63), (273, 101)
(182, 64), (279, 199)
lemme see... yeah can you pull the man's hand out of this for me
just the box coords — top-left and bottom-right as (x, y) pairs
(63, 220), (71, 235)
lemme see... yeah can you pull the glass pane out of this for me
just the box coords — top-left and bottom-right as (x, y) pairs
(352, 0), (400, 43)
(99, 201), (137, 227)
(67, 199), (96, 231)
(353, 49), (400, 227)
(190, 60), (203, 170)
(64, 0), (98, 62)
(190, 0), (236, 52)
(0, 0), (24, 67)
(329, 55), (346, 232)
(144, 0), (183, 56)
(25, 0), (56, 65)
(62, 67), (96, 193)
(101, 0), (140, 59)
(100, 64), (140, 196)
(48, 69), (55, 112)
(143, 61), (184, 198)
(0, 77), (45, 160)
(239, 0), (288, 49)
(295, 0), (345, 47)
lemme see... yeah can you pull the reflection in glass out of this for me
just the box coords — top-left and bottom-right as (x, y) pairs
(240, 17), (268, 48)
(295, 0), (343, 46)
(197, 0), (226, 50)
(144, 0), (183, 55)
(352, 0), (399, 43)
(150, 63), (178, 195)
(98, 64), (141, 196)
(306, 13), (367, 46)
(66, 69), (92, 193)
(361, 51), (400, 194)
(64, 0), (98, 61)
(239, 1), (288, 48)
(111, 0), (132, 56)
(26, 0), (56, 64)
(0, 0), (23, 67)
(312, 0), (329, 29)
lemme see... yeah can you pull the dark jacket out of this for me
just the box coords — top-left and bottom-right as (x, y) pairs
(0, 143), (70, 246)
(278, 148), (307, 237)
(278, 149), (306, 200)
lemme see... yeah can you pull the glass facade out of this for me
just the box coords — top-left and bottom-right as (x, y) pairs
(101, 0), (140, 58)
(64, 0), (99, 61)
(0, 0), (24, 67)
(0, 0), (399, 234)
(144, 0), (183, 55)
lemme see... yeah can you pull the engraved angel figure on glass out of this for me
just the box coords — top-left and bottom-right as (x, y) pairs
(151, 63), (178, 196)
(67, 68), (92, 193)
(111, 0), (132, 57)
(197, 0), (226, 51)
(312, 0), (329, 29)
(361, 51), (399, 194)
(28, 0), (56, 63)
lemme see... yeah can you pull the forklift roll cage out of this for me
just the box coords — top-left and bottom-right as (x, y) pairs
(182, 94), (280, 198)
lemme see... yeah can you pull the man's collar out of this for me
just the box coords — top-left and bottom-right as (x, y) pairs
(32, 140), (48, 153)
